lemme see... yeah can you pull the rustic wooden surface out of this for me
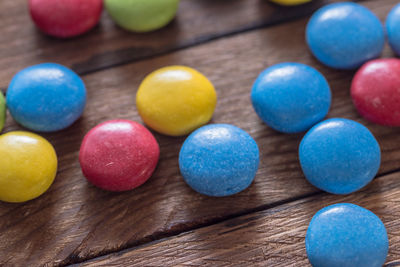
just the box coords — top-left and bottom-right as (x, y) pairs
(0, 0), (336, 86)
(0, 0), (399, 266)
(78, 172), (400, 266)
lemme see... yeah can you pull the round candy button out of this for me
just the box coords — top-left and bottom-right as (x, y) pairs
(269, 0), (310, 6)
(29, 0), (103, 38)
(306, 203), (388, 267)
(306, 2), (384, 69)
(299, 118), (380, 194)
(251, 62), (331, 133)
(0, 131), (57, 203)
(105, 0), (179, 32)
(386, 3), (400, 56)
(136, 66), (217, 136)
(79, 120), (160, 191)
(351, 58), (400, 126)
(0, 92), (5, 133)
(179, 124), (259, 197)
(7, 63), (87, 132)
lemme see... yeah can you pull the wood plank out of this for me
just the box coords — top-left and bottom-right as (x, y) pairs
(0, 0), (335, 88)
(1, 0), (399, 266)
(77, 171), (400, 267)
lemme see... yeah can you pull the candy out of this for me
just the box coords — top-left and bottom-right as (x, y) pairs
(299, 118), (380, 194)
(251, 62), (331, 133)
(386, 3), (400, 56)
(105, 0), (179, 32)
(306, 2), (384, 69)
(7, 63), (87, 132)
(352, 59), (400, 126)
(269, 0), (311, 6)
(0, 131), (57, 203)
(29, 0), (103, 38)
(179, 124), (259, 197)
(79, 120), (159, 191)
(136, 66), (217, 136)
(0, 92), (5, 133)
(306, 203), (388, 267)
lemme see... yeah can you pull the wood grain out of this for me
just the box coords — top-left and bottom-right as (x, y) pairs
(0, 0), (335, 88)
(78, 171), (400, 267)
(0, 0), (399, 266)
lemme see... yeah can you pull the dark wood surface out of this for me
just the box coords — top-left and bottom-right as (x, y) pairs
(0, 0), (336, 88)
(0, 0), (399, 266)
(78, 171), (400, 266)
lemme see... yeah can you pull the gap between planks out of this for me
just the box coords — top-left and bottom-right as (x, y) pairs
(71, 0), (344, 76)
(0, 0), (364, 93)
(0, 0), (395, 266)
(68, 167), (400, 266)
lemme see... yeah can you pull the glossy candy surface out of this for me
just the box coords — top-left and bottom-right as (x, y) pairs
(7, 63), (87, 132)
(179, 124), (259, 197)
(386, 3), (400, 55)
(29, 0), (103, 38)
(0, 131), (57, 203)
(251, 62), (331, 133)
(79, 120), (160, 191)
(351, 58), (400, 126)
(306, 203), (388, 267)
(306, 2), (384, 69)
(299, 118), (380, 194)
(137, 66), (217, 136)
(269, 0), (311, 6)
(105, 0), (179, 32)
(0, 92), (5, 133)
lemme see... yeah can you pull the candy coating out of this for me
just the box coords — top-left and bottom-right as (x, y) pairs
(306, 2), (384, 69)
(137, 66), (217, 136)
(105, 0), (179, 32)
(306, 203), (388, 267)
(0, 131), (57, 203)
(251, 62), (331, 133)
(79, 120), (160, 191)
(179, 124), (259, 197)
(29, 0), (103, 38)
(386, 3), (400, 55)
(351, 58), (400, 126)
(299, 118), (380, 194)
(7, 63), (87, 132)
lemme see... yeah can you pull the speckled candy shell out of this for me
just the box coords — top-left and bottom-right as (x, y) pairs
(299, 118), (381, 194)
(6, 63), (87, 132)
(251, 62), (331, 133)
(79, 120), (160, 192)
(179, 124), (259, 197)
(306, 2), (384, 69)
(306, 203), (388, 267)
(351, 58), (400, 126)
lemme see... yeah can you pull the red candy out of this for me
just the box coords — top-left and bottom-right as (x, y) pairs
(79, 120), (160, 191)
(29, 0), (103, 38)
(351, 58), (400, 126)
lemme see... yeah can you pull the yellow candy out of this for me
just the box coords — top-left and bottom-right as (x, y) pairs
(0, 131), (57, 202)
(270, 0), (311, 6)
(136, 66), (217, 136)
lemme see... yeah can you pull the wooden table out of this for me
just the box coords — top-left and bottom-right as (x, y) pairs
(1, 0), (400, 266)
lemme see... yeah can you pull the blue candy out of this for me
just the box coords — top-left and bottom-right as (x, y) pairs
(7, 63), (86, 132)
(179, 124), (259, 197)
(299, 118), (380, 194)
(251, 62), (331, 133)
(306, 203), (388, 267)
(386, 3), (400, 56)
(306, 2), (384, 70)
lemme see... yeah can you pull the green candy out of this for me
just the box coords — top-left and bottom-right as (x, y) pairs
(0, 92), (5, 133)
(105, 0), (180, 32)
